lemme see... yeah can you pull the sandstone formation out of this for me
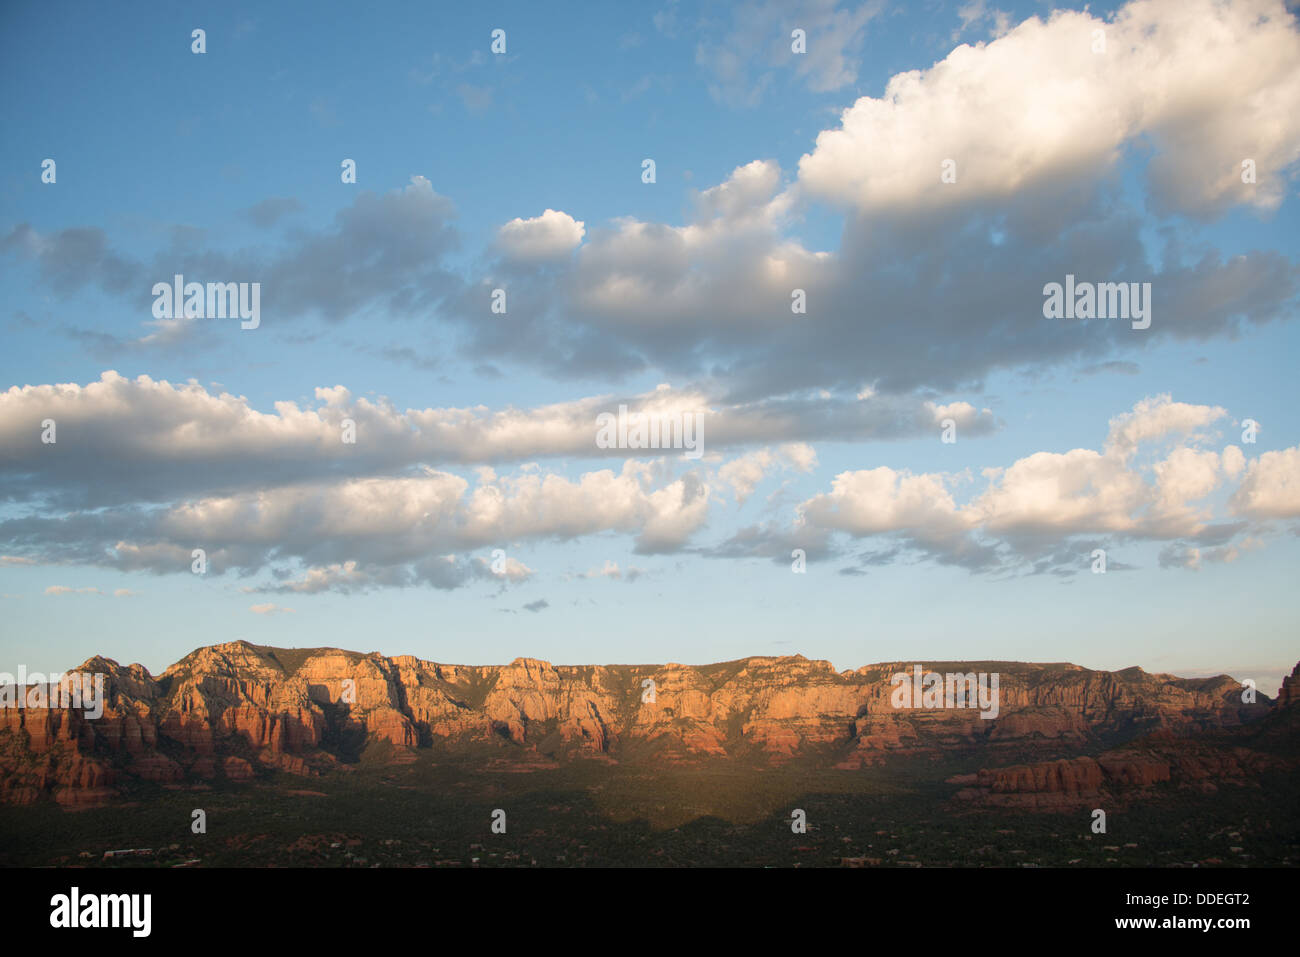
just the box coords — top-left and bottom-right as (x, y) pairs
(1277, 661), (1300, 708)
(0, 641), (1285, 806)
(949, 739), (1284, 809)
(951, 661), (1300, 810)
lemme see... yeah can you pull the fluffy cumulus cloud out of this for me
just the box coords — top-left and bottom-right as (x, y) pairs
(496, 209), (585, 262)
(1105, 395), (1228, 457)
(785, 396), (1298, 574)
(1, 381), (1293, 589)
(1230, 447), (1300, 519)
(968, 396), (1234, 544)
(3, 0), (1297, 597)
(719, 443), (818, 503)
(5, 3), (1296, 407)
(558, 159), (820, 350)
(0, 368), (996, 593)
(693, 159), (786, 221)
(0, 371), (992, 507)
(798, 466), (994, 568)
(429, 0), (1299, 400)
(0, 460), (713, 588)
(797, 0), (1300, 217)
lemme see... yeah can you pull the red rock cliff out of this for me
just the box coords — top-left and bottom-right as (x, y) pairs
(0, 641), (1282, 806)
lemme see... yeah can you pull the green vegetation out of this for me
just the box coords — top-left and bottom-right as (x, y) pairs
(2, 750), (1295, 868)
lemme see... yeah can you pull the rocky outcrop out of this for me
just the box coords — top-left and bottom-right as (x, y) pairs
(951, 732), (1288, 809)
(0, 641), (1285, 806)
(1278, 662), (1300, 709)
(951, 661), (1300, 810)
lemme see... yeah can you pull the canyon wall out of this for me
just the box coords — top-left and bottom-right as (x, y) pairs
(0, 641), (1282, 806)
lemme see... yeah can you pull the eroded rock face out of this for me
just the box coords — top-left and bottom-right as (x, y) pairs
(0, 641), (1284, 806)
(1278, 662), (1300, 709)
(949, 663), (1300, 811)
(949, 742), (1283, 810)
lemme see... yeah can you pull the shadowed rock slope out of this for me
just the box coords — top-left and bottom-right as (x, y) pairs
(950, 661), (1300, 810)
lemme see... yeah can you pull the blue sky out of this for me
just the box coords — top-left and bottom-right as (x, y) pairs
(1, 0), (1297, 697)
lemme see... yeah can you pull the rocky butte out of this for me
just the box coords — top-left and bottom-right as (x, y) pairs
(949, 660), (1300, 810)
(0, 641), (1290, 809)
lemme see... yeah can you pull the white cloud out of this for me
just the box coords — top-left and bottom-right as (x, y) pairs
(797, 0), (1300, 217)
(1231, 447), (1300, 519)
(1105, 394), (1227, 458)
(801, 467), (970, 543)
(694, 160), (786, 223)
(7, 461), (713, 586)
(0, 371), (988, 508)
(497, 209), (585, 262)
(719, 442), (818, 503)
(6, 390), (1295, 588)
(797, 396), (1295, 571)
